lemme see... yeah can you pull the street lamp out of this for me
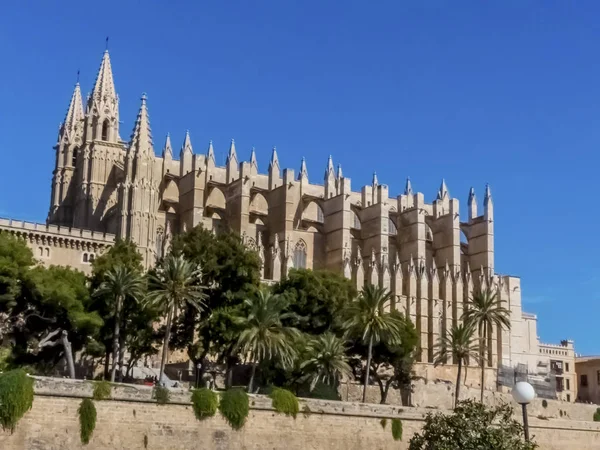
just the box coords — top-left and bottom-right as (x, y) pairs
(512, 381), (535, 442)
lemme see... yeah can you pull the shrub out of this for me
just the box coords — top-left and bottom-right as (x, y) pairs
(191, 388), (219, 420)
(219, 388), (249, 430)
(153, 386), (170, 405)
(270, 387), (299, 419)
(78, 399), (97, 445)
(593, 408), (600, 422)
(0, 369), (34, 433)
(542, 399), (548, 409)
(92, 381), (112, 401)
(380, 418), (387, 429)
(391, 418), (403, 441)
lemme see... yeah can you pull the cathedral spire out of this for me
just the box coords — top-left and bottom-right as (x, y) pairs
(250, 147), (258, 169)
(90, 50), (117, 108)
(437, 179), (449, 200)
(337, 164), (343, 179)
(484, 183), (493, 220)
(298, 157), (308, 181)
(181, 130), (193, 157)
(206, 139), (215, 163)
(325, 155), (334, 177)
(269, 147), (280, 171)
(162, 133), (173, 159)
(60, 80), (84, 142)
(468, 187), (477, 220)
(128, 93), (153, 157)
(404, 177), (413, 196)
(372, 171), (378, 186)
(226, 139), (238, 165)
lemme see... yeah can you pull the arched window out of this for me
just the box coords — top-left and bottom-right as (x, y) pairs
(293, 240), (307, 269)
(101, 120), (110, 141)
(72, 147), (78, 167)
(45, 248), (50, 257)
(352, 211), (361, 230)
(82, 253), (88, 263)
(38, 247), (43, 257)
(89, 254), (95, 262)
(388, 217), (397, 236)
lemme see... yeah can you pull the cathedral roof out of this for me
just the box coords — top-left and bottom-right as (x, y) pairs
(129, 93), (153, 157)
(90, 50), (117, 107)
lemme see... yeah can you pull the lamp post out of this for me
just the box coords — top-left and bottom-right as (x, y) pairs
(512, 381), (535, 442)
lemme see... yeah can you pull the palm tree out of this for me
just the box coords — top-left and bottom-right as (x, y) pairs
(463, 287), (511, 403)
(342, 284), (404, 403)
(234, 288), (300, 392)
(93, 266), (145, 382)
(433, 323), (480, 406)
(146, 254), (207, 385)
(301, 332), (352, 391)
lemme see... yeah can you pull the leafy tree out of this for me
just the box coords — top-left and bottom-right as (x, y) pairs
(169, 225), (261, 376)
(342, 285), (404, 403)
(348, 313), (418, 404)
(408, 400), (537, 450)
(147, 254), (207, 384)
(434, 322), (480, 405)
(0, 233), (35, 309)
(89, 240), (145, 379)
(11, 266), (102, 376)
(300, 332), (352, 391)
(463, 288), (511, 402)
(273, 269), (356, 334)
(234, 289), (300, 392)
(93, 267), (145, 382)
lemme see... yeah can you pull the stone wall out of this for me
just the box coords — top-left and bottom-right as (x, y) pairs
(1, 377), (600, 449)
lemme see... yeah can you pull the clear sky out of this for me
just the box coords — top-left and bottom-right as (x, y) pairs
(0, 1), (598, 354)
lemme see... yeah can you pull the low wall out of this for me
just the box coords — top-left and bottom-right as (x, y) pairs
(1, 377), (600, 450)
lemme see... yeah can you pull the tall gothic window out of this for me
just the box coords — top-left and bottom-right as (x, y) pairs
(293, 240), (307, 269)
(101, 119), (110, 141)
(72, 148), (78, 167)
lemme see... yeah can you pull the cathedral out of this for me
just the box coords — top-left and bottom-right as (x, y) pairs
(0, 49), (577, 401)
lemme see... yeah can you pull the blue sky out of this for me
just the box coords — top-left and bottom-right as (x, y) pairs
(0, 1), (598, 353)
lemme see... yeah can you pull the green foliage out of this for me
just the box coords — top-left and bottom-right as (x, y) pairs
(92, 381), (111, 400)
(593, 408), (600, 422)
(298, 381), (341, 401)
(301, 332), (352, 391)
(78, 398), (97, 445)
(153, 386), (170, 405)
(270, 387), (299, 418)
(391, 418), (403, 441)
(219, 388), (250, 430)
(91, 239), (144, 284)
(408, 400), (537, 450)
(0, 369), (34, 433)
(0, 233), (35, 308)
(191, 388), (219, 420)
(273, 269), (357, 334)
(380, 418), (387, 429)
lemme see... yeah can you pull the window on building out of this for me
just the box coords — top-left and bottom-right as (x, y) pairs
(89, 254), (95, 263)
(566, 379), (570, 390)
(566, 362), (569, 372)
(72, 148), (78, 167)
(567, 394), (571, 402)
(82, 253), (88, 263)
(581, 374), (588, 387)
(293, 240), (307, 269)
(101, 119), (110, 141)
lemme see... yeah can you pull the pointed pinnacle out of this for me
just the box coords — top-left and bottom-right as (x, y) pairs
(250, 147), (258, 167)
(269, 147), (280, 170)
(372, 171), (378, 186)
(298, 157), (308, 180)
(327, 155), (334, 171)
(404, 177), (413, 196)
(227, 138), (237, 164)
(129, 94), (153, 155)
(91, 49), (116, 105)
(337, 164), (343, 179)
(206, 139), (215, 160)
(468, 186), (476, 203)
(437, 179), (449, 200)
(484, 183), (492, 205)
(162, 133), (173, 158)
(62, 82), (84, 139)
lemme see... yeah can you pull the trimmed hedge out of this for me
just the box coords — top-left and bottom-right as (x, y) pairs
(192, 388), (219, 420)
(270, 387), (299, 419)
(0, 369), (34, 433)
(219, 388), (249, 430)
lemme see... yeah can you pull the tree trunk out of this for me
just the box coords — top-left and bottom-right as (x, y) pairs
(381, 378), (394, 404)
(362, 334), (374, 403)
(455, 359), (462, 408)
(111, 294), (123, 383)
(104, 350), (110, 380)
(248, 362), (257, 393)
(118, 332), (126, 382)
(480, 322), (486, 403)
(158, 306), (174, 386)
(60, 331), (76, 379)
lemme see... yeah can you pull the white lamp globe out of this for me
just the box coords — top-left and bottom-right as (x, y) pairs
(512, 381), (535, 405)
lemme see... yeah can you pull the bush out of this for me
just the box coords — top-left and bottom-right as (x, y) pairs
(0, 369), (34, 433)
(593, 408), (600, 422)
(153, 386), (170, 405)
(78, 399), (97, 445)
(92, 381), (112, 401)
(270, 387), (299, 419)
(191, 388), (219, 420)
(219, 388), (249, 430)
(391, 418), (403, 441)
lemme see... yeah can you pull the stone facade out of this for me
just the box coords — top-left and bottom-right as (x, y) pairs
(1, 377), (599, 450)
(0, 48), (577, 398)
(576, 356), (600, 404)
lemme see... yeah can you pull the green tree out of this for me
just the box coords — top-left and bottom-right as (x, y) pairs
(169, 225), (261, 377)
(342, 285), (404, 403)
(463, 288), (511, 403)
(300, 332), (352, 391)
(0, 233), (35, 309)
(89, 240), (145, 379)
(93, 266), (145, 382)
(273, 269), (357, 334)
(408, 400), (537, 450)
(234, 289), (300, 392)
(433, 323), (480, 405)
(11, 266), (102, 377)
(147, 254), (207, 384)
